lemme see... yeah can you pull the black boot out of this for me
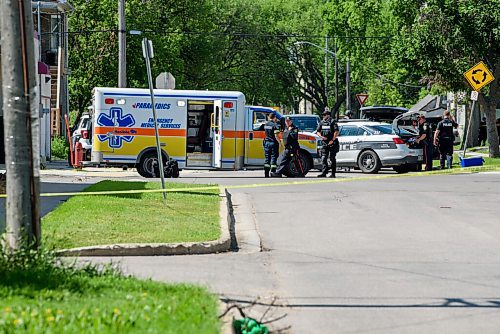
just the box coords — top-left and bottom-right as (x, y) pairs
(264, 167), (270, 178)
(318, 167), (329, 177)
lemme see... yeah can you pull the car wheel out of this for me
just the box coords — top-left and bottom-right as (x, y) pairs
(393, 165), (409, 174)
(357, 150), (381, 174)
(285, 151), (311, 177)
(137, 151), (164, 178)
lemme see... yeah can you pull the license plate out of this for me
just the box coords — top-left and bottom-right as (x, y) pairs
(418, 155), (423, 161)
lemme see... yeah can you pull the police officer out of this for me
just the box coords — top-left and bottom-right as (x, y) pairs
(271, 117), (300, 177)
(434, 110), (458, 169)
(417, 115), (433, 171)
(263, 113), (280, 177)
(316, 109), (340, 178)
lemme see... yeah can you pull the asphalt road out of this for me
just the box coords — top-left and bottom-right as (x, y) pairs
(73, 169), (500, 333)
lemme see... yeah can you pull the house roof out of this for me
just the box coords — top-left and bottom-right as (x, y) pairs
(409, 95), (440, 112)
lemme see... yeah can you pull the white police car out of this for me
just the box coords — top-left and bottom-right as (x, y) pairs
(334, 120), (423, 173)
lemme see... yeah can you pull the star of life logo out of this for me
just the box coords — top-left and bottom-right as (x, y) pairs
(96, 107), (136, 149)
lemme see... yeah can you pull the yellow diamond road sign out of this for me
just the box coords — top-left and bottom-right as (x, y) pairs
(463, 61), (495, 91)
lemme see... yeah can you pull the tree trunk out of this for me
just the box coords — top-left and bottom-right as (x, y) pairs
(484, 104), (499, 157)
(478, 62), (500, 158)
(465, 101), (480, 148)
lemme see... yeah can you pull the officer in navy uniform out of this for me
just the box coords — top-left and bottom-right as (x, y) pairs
(316, 109), (340, 178)
(271, 117), (300, 177)
(433, 110), (458, 169)
(417, 115), (433, 171)
(263, 113), (280, 177)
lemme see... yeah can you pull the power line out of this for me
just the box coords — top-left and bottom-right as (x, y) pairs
(363, 67), (423, 89)
(41, 29), (393, 40)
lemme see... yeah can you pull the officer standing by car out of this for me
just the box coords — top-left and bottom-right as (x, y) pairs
(316, 109), (340, 178)
(416, 115), (433, 171)
(271, 117), (301, 177)
(433, 110), (458, 169)
(263, 113), (280, 177)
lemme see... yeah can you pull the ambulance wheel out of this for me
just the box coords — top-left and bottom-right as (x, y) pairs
(137, 151), (164, 178)
(358, 150), (381, 174)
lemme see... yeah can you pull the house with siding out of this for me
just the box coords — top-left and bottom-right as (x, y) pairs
(0, 0), (72, 165)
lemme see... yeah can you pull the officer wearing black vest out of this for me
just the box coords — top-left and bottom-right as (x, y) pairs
(263, 113), (280, 177)
(271, 117), (300, 177)
(417, 115), (433, 171)
(316, 109), (340, 178)
(434, 110), (458, 169)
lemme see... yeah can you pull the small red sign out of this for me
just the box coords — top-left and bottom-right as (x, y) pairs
(356, 94), (369, 107)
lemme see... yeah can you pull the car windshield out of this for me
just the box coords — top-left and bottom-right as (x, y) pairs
(364, 125), (394, 135)
(289, 117), (320, 132)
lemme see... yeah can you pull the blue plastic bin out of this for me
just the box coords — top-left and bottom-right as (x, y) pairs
(460, 156), (484, 167)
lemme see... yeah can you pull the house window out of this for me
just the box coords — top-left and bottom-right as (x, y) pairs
(50, 16), (60, 51)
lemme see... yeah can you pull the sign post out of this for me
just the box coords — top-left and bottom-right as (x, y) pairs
(462, 96), (477, 157)
(356, 93), (369, 107)
(462, 61), (495, 157)
(142, 38), (167, 200)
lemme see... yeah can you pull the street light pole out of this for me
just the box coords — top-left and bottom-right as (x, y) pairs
(324, 36), (328, 103)
(334, 39), (339, 108)
(346, 59), (351, 114)
(118, 0), (126, 87)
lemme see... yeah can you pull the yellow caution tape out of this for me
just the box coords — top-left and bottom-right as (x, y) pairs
(0, 165), (498, 198)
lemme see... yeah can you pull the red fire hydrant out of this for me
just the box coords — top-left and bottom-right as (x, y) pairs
(74, 141), (84, 167)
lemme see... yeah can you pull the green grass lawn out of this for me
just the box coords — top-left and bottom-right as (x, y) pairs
(0, 249), (220, 333)
(42, 181), (221, 249)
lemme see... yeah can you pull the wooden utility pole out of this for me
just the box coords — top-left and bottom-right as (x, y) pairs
(0, 0), (40, 250)
(118, 0), (127, 87)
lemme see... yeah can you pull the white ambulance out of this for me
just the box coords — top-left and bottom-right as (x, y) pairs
(90, 87), (322, 177)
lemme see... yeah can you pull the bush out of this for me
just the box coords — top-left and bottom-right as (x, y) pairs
(51, 136), (69, 160)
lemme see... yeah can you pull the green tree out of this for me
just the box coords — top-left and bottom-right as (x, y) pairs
(68, 0), (119, 115)
(323, 0), (424, 113)
(391, 0), (500, 157)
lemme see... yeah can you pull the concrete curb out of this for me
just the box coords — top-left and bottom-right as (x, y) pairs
(56, 187), (233, 257)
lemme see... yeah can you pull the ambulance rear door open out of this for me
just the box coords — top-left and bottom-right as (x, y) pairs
(212, 99), (238, 169)
(212, 100), (224, 168)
